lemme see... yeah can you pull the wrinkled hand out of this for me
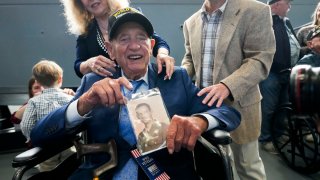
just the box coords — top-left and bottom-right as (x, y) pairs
(156, 53), (175, 80)
(86, 55), (117, 77)
(166, 115), (208, 154)
(77, 77), (132, 116)
(197, 83), (230, 107)
(62, 88), (75, 96)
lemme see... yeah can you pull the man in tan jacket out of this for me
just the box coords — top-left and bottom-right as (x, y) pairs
(181, 0), (275, 179)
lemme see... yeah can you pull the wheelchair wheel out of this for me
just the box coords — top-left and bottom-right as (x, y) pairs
(194, 138), (233, 180)
(271, 106), (320, 174)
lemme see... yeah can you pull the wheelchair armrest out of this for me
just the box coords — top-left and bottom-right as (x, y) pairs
(202, 129), (232, 145)
(195, 129), (233, 180)
(12, 140), (74, 168)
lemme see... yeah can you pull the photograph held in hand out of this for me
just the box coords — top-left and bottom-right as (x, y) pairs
(126, 88), (170, 155)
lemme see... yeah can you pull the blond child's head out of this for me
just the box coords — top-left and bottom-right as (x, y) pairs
(32, 60), (63, 88)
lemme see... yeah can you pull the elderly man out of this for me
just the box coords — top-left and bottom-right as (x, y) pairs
(31, 7), (240, 180)
(297, 25), (320, 66)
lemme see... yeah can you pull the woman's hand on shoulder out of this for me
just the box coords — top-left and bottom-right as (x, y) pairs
(156, 50), (175, 80)
(83, 55), (117, 77)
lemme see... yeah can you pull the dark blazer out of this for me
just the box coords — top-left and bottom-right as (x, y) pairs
(31, 64), (241, 179)
(75, 20), (170, 78)
(270, 15), (294, 73)
(297, 52), (320, 67)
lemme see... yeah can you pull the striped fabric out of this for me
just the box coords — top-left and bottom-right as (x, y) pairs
(201, 10), (222, 88)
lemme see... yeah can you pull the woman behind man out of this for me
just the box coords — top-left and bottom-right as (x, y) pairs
(297, 2), (320, 58)
(60, 0), (174, 79)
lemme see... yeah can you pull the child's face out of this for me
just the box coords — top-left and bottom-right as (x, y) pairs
(32, 81), (43, 97)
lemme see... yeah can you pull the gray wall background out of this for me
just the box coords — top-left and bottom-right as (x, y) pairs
(0, 0), (318, 104)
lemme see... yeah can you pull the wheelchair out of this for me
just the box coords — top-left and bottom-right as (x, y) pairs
(270, 65), (320, 174)
(12, 129), (234, 180)
(271, 104), (320, 174)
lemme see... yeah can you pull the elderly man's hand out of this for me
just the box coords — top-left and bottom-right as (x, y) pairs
(166, 115), (208, 154)
(77, 77), (132, 116)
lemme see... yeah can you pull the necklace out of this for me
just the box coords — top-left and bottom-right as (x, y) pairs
(96, 28), (108, 54)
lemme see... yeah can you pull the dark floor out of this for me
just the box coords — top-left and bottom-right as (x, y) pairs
(2, 145), (320, 180)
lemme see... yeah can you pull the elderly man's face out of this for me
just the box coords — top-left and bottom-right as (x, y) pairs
(107, 22), (155, 80)
(308, 36), (320, 54)
(273, 0), (291, 17)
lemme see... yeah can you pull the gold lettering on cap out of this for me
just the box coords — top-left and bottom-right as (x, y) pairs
(113, 7), (140, 18)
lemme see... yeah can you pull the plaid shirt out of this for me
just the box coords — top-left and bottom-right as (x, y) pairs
(200, 3), (225, 88)
(21, 88), (73, 142)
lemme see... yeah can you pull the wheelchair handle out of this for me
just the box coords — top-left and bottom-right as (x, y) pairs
(92, 139), (118, 178)
(73, 139), (118, 180)
(203, 129), (232, 145)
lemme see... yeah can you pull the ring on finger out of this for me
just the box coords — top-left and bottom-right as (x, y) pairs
(97, 67), (102, 72)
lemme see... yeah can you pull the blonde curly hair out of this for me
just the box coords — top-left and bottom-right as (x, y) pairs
(312, 2), (320, 26)
(60, 0), (129, 36)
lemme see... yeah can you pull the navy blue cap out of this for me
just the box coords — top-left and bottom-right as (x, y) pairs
(108, 7), (154, 40)
(267, 0), (292, 5)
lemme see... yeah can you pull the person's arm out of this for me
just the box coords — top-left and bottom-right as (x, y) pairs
(30, 74), (128, 146)
(10, 103), (27, 124)
(74, 35), (90, 78)
(75, 30), (173, 78)
(75, 35), (116, 78)
(220, 5), (275, 101)
(10, 112), (21, 124)
(65, 99), (87, 129)
(79, 55), (117, 77)
(165, 68), (241, 154)
(151, 32), (175, 79)
(13, 105), (27, 120)
(62, 88), (76, 96)
(199, 5), (276, 107)
(297, 27), (313, 58)
(77, 77), (130, 115)
(151, 32), (170, 57)
(30, 103), (77, 147)
(20, 102), (37, 142)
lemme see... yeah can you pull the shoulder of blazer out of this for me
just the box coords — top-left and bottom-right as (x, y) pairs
(185, 9), (201, 24)
(228, 0), (269, 15)
(237, 0), (268, 9)
(79, 72), (105, 92)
